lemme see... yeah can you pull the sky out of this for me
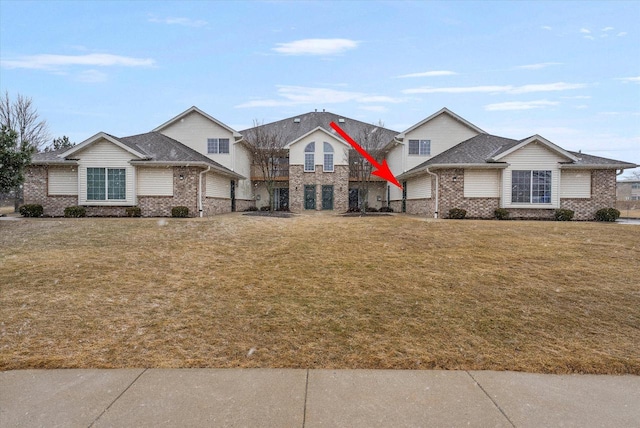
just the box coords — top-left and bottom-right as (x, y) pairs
(1, 0), (639, 177)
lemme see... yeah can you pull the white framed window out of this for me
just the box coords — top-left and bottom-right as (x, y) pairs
(304, 142), (315, 172)
(323, 142), (334, 172)
(408, 139), (430, 156)
(511, 170), (551, 204)
(207, 138), (230, 154)
(87, 167), (126, 201)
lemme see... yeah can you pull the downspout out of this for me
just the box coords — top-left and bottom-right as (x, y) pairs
(198, 166), (211, 218)
(616, 169), (624, 176)
(425, 167), (439, 218)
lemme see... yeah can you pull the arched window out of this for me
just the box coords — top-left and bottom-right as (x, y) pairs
(323, 142), (334, 172)
(304, 142), (315, 172)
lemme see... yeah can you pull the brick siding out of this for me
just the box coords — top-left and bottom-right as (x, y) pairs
(289, 164), (349, 212)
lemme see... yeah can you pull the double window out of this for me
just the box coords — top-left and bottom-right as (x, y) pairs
(323, 142), (334, 172)
(511, 170), (551, 204)
(87, 168), (126, 200)
(207, 138), (230, 154)
(408, 139), (430, 156)
(304, 142), (315, 172)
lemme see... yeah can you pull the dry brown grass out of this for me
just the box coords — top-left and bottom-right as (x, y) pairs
(1, 214), (638, 374)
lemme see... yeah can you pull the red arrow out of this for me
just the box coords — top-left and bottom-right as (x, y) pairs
(330, 121), (403, 190)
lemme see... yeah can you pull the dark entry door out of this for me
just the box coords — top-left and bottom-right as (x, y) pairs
(322, 185), (334, 210)
(402, 181), (407, 213)
(349, 188), (358, 210)
(230, 180), (236, 212)
(304, 185), (316, 210)
(276, 188), (289, 210)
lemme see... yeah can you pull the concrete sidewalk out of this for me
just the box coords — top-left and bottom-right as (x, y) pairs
(1, 369), (638, 427)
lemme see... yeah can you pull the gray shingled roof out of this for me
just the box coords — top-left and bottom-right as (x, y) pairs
(400, 133), (636, 178)
(31, 132), (243, 178)
(239, 111), (399, 148)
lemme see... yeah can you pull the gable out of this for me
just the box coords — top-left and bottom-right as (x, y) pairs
(73, 137), (140, 163)
(288, 128), (349, 166)
(156, 110), (237, 168)
(500, 140), (569, 166)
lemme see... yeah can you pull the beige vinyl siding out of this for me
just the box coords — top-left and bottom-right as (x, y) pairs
(48, 166), (78, 195)
(206, 173), (230, 198)
(501, 142), (566, 209)
(464, 170), (500, 197)
(403, 113), (479, 172)
(137, 167), (173, 196)
(561, 171), (591, 198)
(76, 139), (137, 205)
(386, 144), (404, 201)
(406, 175), (432, 199)
(234, 143), (253, 200)
(157, 111), (235, 169)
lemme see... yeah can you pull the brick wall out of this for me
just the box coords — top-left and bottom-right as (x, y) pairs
(203, 197), (231, 216)
(560, 169), (617, 220)
(289, 165), (349, 212)
(235, 199), (255, 212)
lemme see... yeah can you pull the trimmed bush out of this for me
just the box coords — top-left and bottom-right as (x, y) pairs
(379, 206), (394, 213)
(19, 204), (43, 217)
(125, 206), (142, 217)
(171, 206), (189, 218)
(594, 207), (620, 222)
(494, 208), (510, 220)
(260, 206), (271, 211)
(448, 208), (467, 219)
(64, 206), (86, 218)
(365, 206), (379, 212)
(554, 208), (574, 221)
(244, 206), (258, 212)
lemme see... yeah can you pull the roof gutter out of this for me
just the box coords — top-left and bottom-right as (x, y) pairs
(198, 165), (211, 218)
(425, 167), (439, 219)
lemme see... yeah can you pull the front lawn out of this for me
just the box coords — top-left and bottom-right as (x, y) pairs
(1, 214), (638, 374)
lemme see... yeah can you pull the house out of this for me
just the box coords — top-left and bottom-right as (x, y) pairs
(24, 106), (637, 219)
(616, 179), (640, 201)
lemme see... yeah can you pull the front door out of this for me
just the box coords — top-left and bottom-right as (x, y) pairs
(322, 185), (334, 210)
(230, 180), (236, 212)
(304, 185), (316, 210)
(275, 188), (289, 210)
(348, 188), (358, 210)
(402, 181), (407, 213)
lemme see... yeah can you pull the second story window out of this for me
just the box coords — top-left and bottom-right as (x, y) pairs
(207, 138), (230, 154)
(408, 139), (430, 156)
(304, 142), (315, 172)
(323, 142), (334, 172)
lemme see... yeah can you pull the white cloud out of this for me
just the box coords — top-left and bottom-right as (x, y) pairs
(617, 32), (627, 37)
(236, 85), (404, 108)
(617, 76), (640, 84)
(272, 39), (359, 56)
(484, 100), (559, 111)
(402, 82), (585, 95)
(584, 35), (595, 40)
(601, 27), (614, 32)
(541, 26), (552, 31)
(515, 62), (562, 70)
(403, 85), (512, 94)
(561, 95), (591, 99)
(396, 70), (457, 78)
(509, 82), (587, 94)
(1, 53), (155, 70)
(359, 106), (388, 112)
(148, 16), (207, 27)
(580, 28), (591, 34)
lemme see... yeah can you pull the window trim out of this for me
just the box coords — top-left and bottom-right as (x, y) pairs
(408, 139), (431, 156)
(323, 142), (334, 172)
(511, 170), (552, 204)
(304, 142), (315, 172)
(207, 138), (230, 154)
(87, 167), (126, 201)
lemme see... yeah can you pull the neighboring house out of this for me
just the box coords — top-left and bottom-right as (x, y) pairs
(24, 106), (637, 219)
(616, 180), (640, 201)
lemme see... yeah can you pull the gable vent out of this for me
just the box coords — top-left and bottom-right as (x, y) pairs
(294, 118), (301, 123)
(338, 118), (345, 123)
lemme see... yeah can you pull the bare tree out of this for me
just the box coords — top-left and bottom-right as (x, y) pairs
(0, 91), (50, 151)
(350, 121), (388, 213)
(0, 91), (50, 210)
(244, 120), (288, 211)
